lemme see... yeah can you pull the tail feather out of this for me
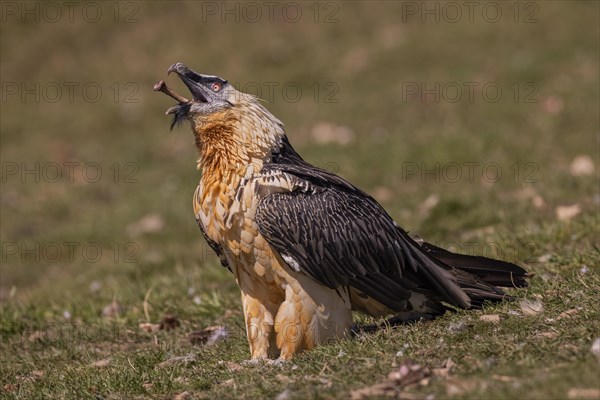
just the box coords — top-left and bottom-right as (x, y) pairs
(419, 241), (529, 288)
(400, 232), (472, 309)
(407, 235), (529, 309)
(452, 269), (512, 307)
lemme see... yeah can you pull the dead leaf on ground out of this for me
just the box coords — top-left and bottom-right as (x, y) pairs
(27, 331), (48, 342)
(16, 370), (45, 383)
(341, 46), (370, 74)
(311, 121), (355, 146)
(567, 388), (600, 399)
(419, 194), (439, 215)
(174, 391), (191, 400)
(92, 358), (111, 368)
(276, 374), (293, 383)
(158, 354), (196, 367)
(555, 204), (581, 221)
(102, 301), (123, 318)
(591, 338), (600, 359)
(492, 374), (518, 382)
(173, 377), (189, 385)
(446, 378), (478, 397)
(534, 331), (558, 339)
(275, 389), (291, 400)
(447, 320), (470, 334)
(89, 280), (102, 293)
(220, 379), (235, 387)
(515, 187), (546, 209)
(350, 360), (430, 399)
(304, 375), (333, 388)
(3, 384), (17, 392)
(388, 361), (429, 383)
(433, 358), (455, 378)
(127, 213), (165, 237)
(556, 309), (579, 320)
(320, 378), (333, 388)
(189, 325), (228, 346)
(159, 315), (181, 331)
(479, 314), (500, 323)
(520, 299), (544, 315)
(569, 155), (594, 176)
(541, 95), (564, 114)
(531, 195), (546, 209)
(139, 323), (160, 333)
(373, 186), (394, 203)
(218, 360), (243, 372)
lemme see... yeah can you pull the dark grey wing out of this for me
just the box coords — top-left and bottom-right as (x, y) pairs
(256, 183), (470, 311)
(256, 135), (526, 309)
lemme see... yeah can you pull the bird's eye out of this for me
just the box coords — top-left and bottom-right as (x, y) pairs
(211, 82), (222, 92)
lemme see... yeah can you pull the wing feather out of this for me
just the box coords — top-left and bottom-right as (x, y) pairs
(256, 182), (461, 310)
(257, 141), (472, 309)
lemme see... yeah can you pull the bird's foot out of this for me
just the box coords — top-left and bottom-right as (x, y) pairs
(268, 358), (288, 368)
(240, 358), (262, 366)
(241, 358), (288, 368)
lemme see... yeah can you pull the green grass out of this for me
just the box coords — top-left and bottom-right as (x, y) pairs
(1, 1), (599, 399)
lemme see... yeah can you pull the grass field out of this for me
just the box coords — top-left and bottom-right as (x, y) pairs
(1, 1), (599, 399)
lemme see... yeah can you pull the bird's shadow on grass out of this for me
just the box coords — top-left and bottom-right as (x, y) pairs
(350, 313), (437, 335)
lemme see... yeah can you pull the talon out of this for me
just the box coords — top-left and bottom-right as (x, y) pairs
(240, 359), (263, 366)
(268, 359), (287, 368)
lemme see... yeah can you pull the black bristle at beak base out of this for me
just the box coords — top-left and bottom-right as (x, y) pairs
(170, 103), (191, 131)
(153, 80), (191, 130)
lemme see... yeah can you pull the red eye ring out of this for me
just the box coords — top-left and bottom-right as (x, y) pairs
(211, 82), (221, 92)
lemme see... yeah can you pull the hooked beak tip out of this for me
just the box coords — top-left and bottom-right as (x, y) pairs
(167, 62), (186, 75)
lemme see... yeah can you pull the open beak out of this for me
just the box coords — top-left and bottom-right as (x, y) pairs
(154, 63), (223, 129)
(154, 63), (214, 115)
(167, 63), (211, 103)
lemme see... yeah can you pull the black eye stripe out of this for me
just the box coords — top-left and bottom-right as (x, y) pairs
(205, 77), (227, 85)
